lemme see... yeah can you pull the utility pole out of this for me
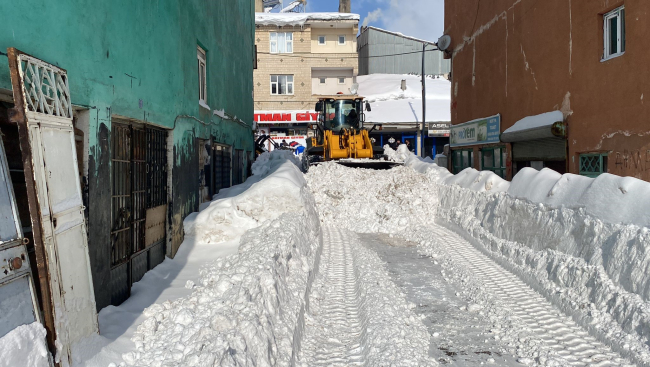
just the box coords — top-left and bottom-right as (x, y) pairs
(421, 43), (427, 158)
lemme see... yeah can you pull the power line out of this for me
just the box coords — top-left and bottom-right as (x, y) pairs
(257, 49), (439, 60)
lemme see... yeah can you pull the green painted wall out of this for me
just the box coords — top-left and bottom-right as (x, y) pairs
(0, 0), (255, 309)
(0, 0), (254, 145)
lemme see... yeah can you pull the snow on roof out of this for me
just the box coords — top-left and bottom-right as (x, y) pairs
(255, 13), (360, 27)
(503, 110), (564, 134)
(357, 74), (451, 123)
(364, 26), (438, 45)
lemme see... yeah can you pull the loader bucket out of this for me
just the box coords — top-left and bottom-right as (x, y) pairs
(335, 159), (403, 170)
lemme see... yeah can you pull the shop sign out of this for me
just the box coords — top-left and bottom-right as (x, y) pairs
(450, 114), (501, 147)
(428, 122), (451, 137)
(254, 111), (318, 124)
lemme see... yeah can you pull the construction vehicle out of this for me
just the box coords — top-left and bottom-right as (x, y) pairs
(305, 95), (400, 169)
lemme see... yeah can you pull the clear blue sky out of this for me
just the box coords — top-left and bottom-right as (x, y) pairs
(303, 0), (445, 42)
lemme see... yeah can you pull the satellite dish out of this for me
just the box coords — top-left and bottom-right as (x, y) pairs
(350, 83), (359, 95)
(437, 35), (452, 51)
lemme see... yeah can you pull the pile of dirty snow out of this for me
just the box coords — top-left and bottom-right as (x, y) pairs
(118, 151), (323, 366)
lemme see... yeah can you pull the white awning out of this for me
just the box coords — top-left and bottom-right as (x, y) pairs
(501, 111), (565, 143)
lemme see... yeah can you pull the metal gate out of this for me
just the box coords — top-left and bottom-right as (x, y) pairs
(8, 48), (97, 366)
(110, 123), (167, 306)
(233, 149), (245, 186)
(212, 144), (231, 195)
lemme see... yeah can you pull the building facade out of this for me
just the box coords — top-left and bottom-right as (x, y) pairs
(358, 26), (450, 76)
(254, 12), (359, 141)
(444, 0), (650, 181)
(0, 0), (255, 340)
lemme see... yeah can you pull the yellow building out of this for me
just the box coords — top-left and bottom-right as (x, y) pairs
(254, 11), (359, 138)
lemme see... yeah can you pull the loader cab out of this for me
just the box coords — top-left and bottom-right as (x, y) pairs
(315, 97), (370, 132)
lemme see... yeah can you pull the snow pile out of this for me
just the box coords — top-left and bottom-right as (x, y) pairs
(186, 150), (304, 244)
(120, 151), (323, 366)
(383, 144), (412, 163)
(307, 163), (438, 234)
(0, 322), (50, 367)
(255, 12), (359, 27)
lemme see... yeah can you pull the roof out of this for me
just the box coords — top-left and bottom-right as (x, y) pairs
(362, 26), (438, 46)
(356, 74), (451, 123)
(255, 13), (360, 27)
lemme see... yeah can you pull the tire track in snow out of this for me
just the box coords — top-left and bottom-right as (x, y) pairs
(435, 225), (631, 366)
(298, 227), (370, 366)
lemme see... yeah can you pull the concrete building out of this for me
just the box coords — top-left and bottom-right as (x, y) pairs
(0, 2), (255, 357)
(444, 0), (650, 181)
(253, 7), (359, 141)
(358, 26), (451, 76)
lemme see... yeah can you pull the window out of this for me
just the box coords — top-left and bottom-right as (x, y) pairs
(481, 146), (507, 178)
(338, 77), (346, 85)
(270, 32), (293, 54)
(197, 46), (207, 104)
(579, 153), (608, 177)
(270, 75), (294, 95)
(452, 149), (474, 174)
(319, 77), (326, 84)
(318, 35), (326, 45)
(338, 35), (346, 45)
(603, 6), (625, 60)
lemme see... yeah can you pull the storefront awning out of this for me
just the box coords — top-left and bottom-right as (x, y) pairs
(501, 111), (565, 143)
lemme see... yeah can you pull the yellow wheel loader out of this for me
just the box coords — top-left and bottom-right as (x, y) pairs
(305, 95), (400, 170)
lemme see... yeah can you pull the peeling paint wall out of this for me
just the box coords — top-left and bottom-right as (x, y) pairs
(445, 0), (650, 181)
(0, 0), (255, 310)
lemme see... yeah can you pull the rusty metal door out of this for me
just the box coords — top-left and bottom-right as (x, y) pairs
(7, 48), (97, 366)
(110, 123), (167, 306)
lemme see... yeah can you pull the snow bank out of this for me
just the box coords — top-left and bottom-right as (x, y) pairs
(0, 322), (50, 367)
(186, 150), (304, 244)
(255, 12), (359, 27)
(400, 151), (650, 364)
(121, 151), (323, 366)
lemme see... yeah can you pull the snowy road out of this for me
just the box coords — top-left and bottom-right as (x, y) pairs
(299, 227), (369, 366)
(430, 225), (631, 366)
(299, 225), (632, 366)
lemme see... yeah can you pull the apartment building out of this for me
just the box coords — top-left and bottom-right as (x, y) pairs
(254, 8), (359, 141)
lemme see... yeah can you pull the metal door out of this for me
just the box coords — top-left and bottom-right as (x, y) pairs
(7, 48), (97, 366)
(212, 144), (231, 195)
(0, 127), (44, 340)
(110, 123), (167, 306)
(233, 149), (244, 186)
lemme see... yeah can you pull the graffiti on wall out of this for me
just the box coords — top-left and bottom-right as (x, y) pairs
(612, 148), (650, 177)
